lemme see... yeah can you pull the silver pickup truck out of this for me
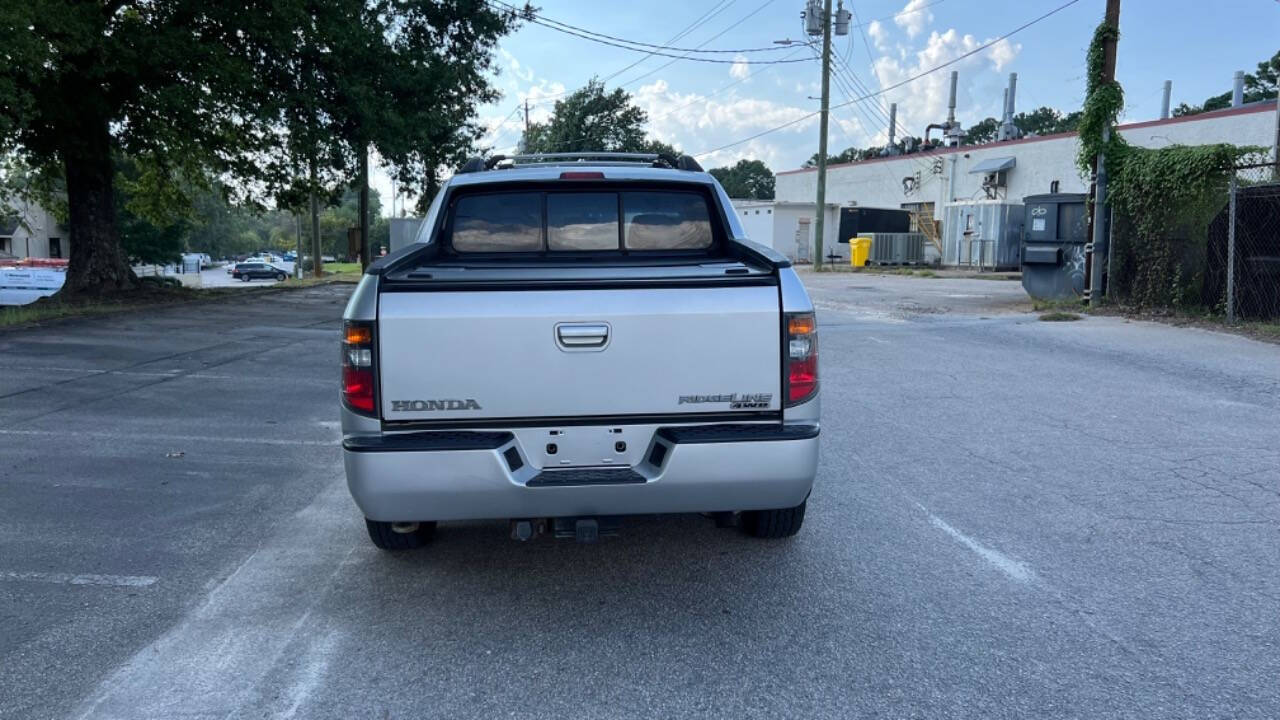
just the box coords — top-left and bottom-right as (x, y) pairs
(340, 152), (819, 549)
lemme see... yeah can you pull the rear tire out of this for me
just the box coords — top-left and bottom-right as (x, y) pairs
(365, 518), (437, 550)
(741, 499), (807, 539)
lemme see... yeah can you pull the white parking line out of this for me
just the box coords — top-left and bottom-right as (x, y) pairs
(0, 429), (335, 447)
(0, 365), (237, 380)
(0, 571), (157, 588)
(915, 502), (1036, 583)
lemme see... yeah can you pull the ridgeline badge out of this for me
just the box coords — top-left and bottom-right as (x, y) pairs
(678, 393), (772, 410)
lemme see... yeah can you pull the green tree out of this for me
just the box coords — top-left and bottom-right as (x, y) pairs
(523, 79), (676, 155)
(708, 159), (776, 199)
(0, 0), (520, 295)
(963, 118), (1000, 145)
(1174, 50), (1279, 117)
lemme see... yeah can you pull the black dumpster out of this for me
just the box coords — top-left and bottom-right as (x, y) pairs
(836, 207), (911, 243)
(1021, 193), (1090, 301)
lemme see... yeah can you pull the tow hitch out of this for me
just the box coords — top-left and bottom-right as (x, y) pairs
(510, 516), (621, 543)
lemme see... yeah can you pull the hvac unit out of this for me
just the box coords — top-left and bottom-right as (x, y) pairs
(942, 201), (1024, 271)
(864, 232), (927, 265)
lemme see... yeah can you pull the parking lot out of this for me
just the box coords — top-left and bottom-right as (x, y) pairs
(2, 275), (1278, 719)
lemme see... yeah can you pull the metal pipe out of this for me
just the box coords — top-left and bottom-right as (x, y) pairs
(1089, 126), (1110, 300)
(946, 71), (958, 124)
(1006, 72), (1017, 120)
(887, 102), (897, 149)
(1160, 80), (1172, 119)
(1233, 70), (1245, 107)
(999, 88), (1009, 140)
(1227, 174), (1237, 323)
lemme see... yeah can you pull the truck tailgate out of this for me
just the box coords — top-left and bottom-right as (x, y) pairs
(378, 286), (780, 421)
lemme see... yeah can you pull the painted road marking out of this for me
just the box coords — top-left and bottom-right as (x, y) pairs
(0, 365), (239, 380)
(0, 429), (335, 447)
(916, 502), (1036, 583)
(1, 571), (157, 588)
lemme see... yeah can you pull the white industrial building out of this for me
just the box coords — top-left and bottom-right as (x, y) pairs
(736, 100), (1278, 265)
(0, 200), (67, 261)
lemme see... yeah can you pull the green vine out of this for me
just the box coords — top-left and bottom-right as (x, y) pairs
(1076, 22), (1125, 175)
(1076, 18), (1261, 310)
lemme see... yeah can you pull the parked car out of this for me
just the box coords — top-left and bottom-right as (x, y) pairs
(232, 262), (288, 281)
(340, 152), (820, 551)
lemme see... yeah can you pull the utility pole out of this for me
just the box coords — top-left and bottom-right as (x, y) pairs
(295, 212), (303, 279)
(358, 142), (371, 270)
(309, 156), (322, 278)
(1087, 0), (1120, 302)
(809, 0), (848, 270)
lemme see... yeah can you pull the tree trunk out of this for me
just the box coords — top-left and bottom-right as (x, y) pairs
(62, 116), (136, 295)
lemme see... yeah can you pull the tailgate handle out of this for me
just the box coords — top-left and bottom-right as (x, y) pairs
(556, 323), (610, 349)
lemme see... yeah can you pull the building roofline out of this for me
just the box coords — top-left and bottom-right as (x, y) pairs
(775, 100), (1278, 177)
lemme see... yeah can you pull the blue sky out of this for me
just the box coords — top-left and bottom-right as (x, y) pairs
(376, 0), (1278, 210)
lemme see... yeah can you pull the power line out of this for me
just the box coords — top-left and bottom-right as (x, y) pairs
(487, 0), (797, 54)
(501, 0), (742, 112)
(601, 0), (740, 85)
(647, 43), (815, 125)
(694, 0), (1081, 158)
(486, 2), (809, 65)
(613, 0), (784, 86)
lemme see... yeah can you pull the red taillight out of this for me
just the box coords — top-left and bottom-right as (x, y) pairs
(342, 320), (376, 416)
(786, 312), (818, 406)
(559, 171), (605, 180)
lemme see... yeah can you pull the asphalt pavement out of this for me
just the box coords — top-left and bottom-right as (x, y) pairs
(1, 274), (1278, 719)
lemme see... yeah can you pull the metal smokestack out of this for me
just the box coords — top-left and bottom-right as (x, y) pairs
(1160, 80), (1172, 119)
(888, 102), (898, 148)
(1006, 72), (1017, 121)
(1232, 70), (1245, 107)
(946, 71), (958, 125)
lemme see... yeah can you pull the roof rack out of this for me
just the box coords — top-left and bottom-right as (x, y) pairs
(458, 152), (704, 174)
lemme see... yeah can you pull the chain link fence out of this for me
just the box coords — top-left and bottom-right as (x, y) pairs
(1216, 164), (1280, 323)
(1106, 161), (1280, 322)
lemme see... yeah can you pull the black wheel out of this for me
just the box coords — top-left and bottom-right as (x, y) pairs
(741, 499), (807, 539)
(241, 275), (249, 282)
(276, 273), (286, 280)
(365, 518), (437, 550)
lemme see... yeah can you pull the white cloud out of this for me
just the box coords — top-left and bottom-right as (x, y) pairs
(729, 54), (750, 80)
(870, 29), (1023, 145)
(893, 0), (935, 38)
(986, 39), (1020, 72)
(499, 48), (534, 83)
(631, 79), (817, 168)
(867, 20), (889, 51)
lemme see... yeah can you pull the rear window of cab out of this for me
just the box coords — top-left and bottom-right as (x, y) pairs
(448, 190), (715, 253)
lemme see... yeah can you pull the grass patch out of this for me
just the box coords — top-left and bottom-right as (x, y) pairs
(320, 262), (362, 274)
(1032, 298), (1086, 312)
(2, 274), (357, 329)
(1039, 311), (1083, 322)
(915, 269), (937, 278)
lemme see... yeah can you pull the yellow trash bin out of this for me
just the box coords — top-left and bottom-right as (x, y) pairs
(850, 236), (872, 267)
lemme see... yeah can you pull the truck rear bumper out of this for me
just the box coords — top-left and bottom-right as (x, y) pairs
(343, 423), (819, 522)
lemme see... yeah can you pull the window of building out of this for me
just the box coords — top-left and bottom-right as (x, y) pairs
(48, 238), (61, 259)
